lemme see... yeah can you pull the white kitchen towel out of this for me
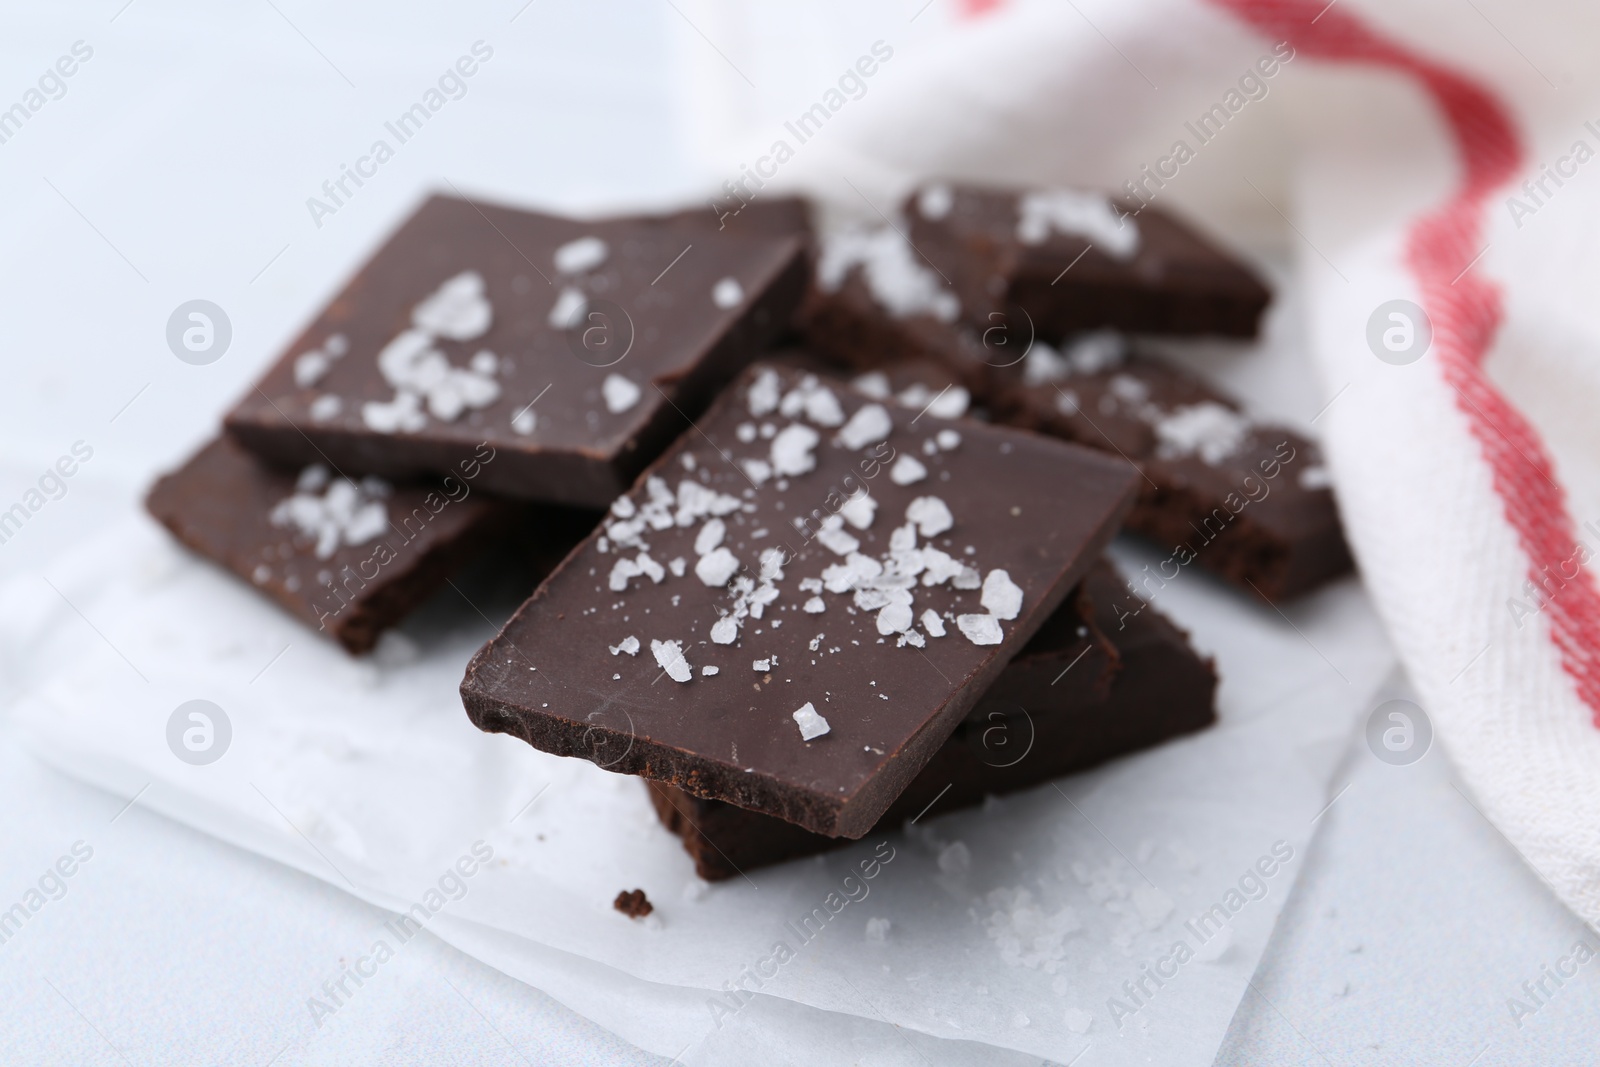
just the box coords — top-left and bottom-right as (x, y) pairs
(677, 0), (1600, 925)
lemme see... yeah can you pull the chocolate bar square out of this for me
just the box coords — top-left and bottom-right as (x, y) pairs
(649, 560), (1218, 880)
(460, 363), (1138, 838)
(225, 194), (807, 509)
(906, 182), (1270, 339)
(145, 436), (507, 654)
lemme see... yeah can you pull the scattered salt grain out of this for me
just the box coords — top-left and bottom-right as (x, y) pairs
(792, 702), (830, 740)
(918, 183), (953, 220)
(695, 547), (740, 587)
(548, 286), (587, 329)
(957, 614), (1003, 646)
(921, 610), (946, 637)
(609, 636), (640, 657)
(905, 496), (953, 538)
(1155, 402), (1249, 465)
(890, 454), (927, 486)
(837, 403), (892, 450)
(712, 276), (744, 309)
(770, 423), (820, 477)
(554, 235), (608, 274)
(602, 374), (641, 414)
(981, 570), (1023, 620)
(650, 639), (692, 683)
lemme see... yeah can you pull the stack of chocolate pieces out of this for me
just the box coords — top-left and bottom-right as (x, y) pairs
(800, 182), (1353, 603)
(147, 182), (1329, 880)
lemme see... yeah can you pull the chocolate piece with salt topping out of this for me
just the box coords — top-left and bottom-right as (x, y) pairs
(995, 334), (1352, 602)
(799, 227), (1000, 401)
(145, 436), (510, 654)
(906, 182), (1271, 339)
(224, 194), (807, 509)
(649, 560), (1218, 880)
(460, 363), (1138, 838)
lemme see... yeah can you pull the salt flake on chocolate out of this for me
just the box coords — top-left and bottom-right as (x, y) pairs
(603, 374), (641, 414)
(1155, 401), (1250, 465)
(838, 493), (877, 530)
(838, 403), (892, 450)
(890, 455), (927, 486)
(609, 636), (640, 656)
(651, 639), (692, 683)
(770, 423), (820, 477)
(1017, 189), (1138, 259)
(694, 518), (725, 557)
(270, 473), (389, 560)
(748, 368), (782, 416)
(905, 496), (953, 538)
(554, 235), (608, 274)
(695, 547), (740, 587)
(792, 702), (830, 741)
(548, 286), (587, 329)
(412, 271), (492, 340)
(957, 614), (1004, 646)
(921, 609), (946, 637)
(981, 569), (1023, 620)
(712, 276), (744, 309)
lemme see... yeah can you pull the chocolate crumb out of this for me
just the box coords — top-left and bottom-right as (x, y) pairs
(614, 888), (653, 919)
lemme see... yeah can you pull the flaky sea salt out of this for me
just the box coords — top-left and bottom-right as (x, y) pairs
(837, 403), (892, 450)
(270, 471), (389, 560)
(712, 276), (744, 309)
(918, 183), (953, 220)
(748, 368), (782, 416)
(957, 614), (1004, 646)
(838, 493), (877, 530)
(1300, 465), (1333, 490)
(792, 702), (830, 740)
(770, 423), (820, 476)
(695, 547), (740, 587)
(890, 454), (927, 486)
(609, 636), (640, 656)
(602, 374), (641, 414)
(816, 227), (960, 322)
(877, 603), (913, 635)
(921, 609), (946, 637)
(936, 429), (961, 451)
(308, 395), (342, 422)
(694, 518), (725, 557)
(412, 270), (492, 339)
(554, 235), (608, 274)
(651, 639), (692, 683)
(981, 569), (1023, 620)
(1016, 189), (1138, 258)
(548, 286), (587, 329)
(905, 496), (953, 538)
(1155, 401), (1250, 465)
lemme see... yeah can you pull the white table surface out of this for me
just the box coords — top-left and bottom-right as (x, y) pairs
(1, 2), (1593, 1064)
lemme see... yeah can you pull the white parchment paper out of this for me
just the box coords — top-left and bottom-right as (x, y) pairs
(1, 505), (1392, 1063)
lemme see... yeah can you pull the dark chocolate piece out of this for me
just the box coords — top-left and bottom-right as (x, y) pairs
(994, 336), (1351, 602)
(460, 363), (1138, 838)
(145, 436), (506, 654)
(650, 560), (1218, 880)
(905, 182), (1270, 339)
(225, 194), (807, 509)
(613, 888), (653, 918)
